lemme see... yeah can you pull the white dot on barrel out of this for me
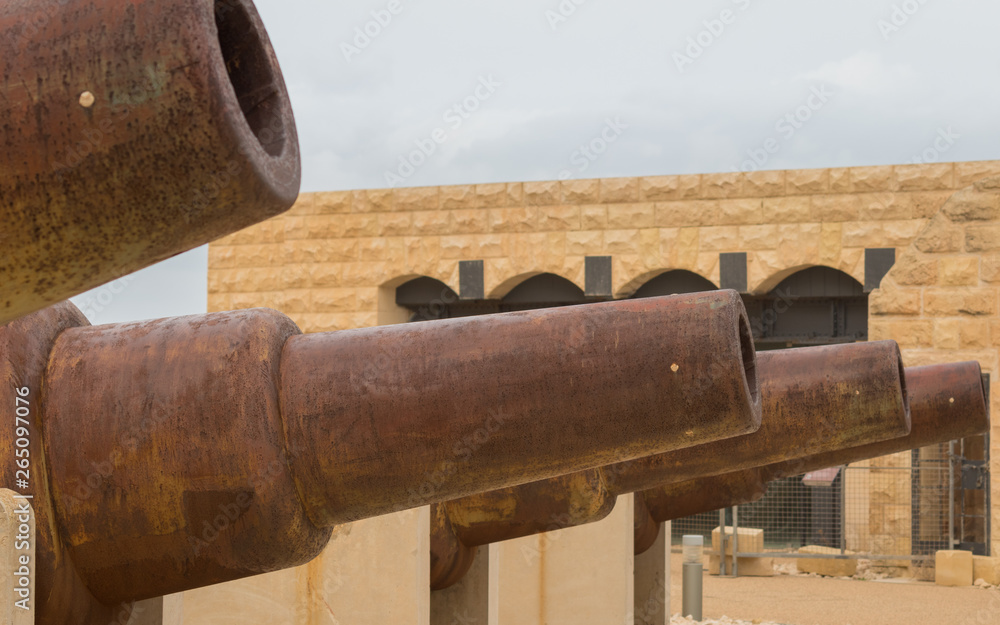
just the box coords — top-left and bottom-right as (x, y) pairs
(670, 363), (679, 373)
(950, 398), (955, 404)
(79, 91), (95, 108)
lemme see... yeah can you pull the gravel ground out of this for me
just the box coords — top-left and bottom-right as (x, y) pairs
(669, 557), (999, 625)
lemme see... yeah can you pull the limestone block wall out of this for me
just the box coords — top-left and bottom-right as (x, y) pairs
(208, 162), (999, 332)
(869, 171), (1000, 556)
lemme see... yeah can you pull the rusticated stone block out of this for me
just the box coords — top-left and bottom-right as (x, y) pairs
(449, 209), (489, 234)
(739, 224), (779, 250)
(702, 172), (743, 199)
(933, 319), (963, 350)
(441, 184), (476, 209)
(476, 183), (509, 207)
(956, 161), (1000, 187)
(914, 214), (963, 253)
(524, 180), (561, 206)
(718, 199), (764, 225)
(604, 230), (641, 255)
(896, 163), (954, 191)
(841, 221), (885, 247)
(311, 288), (357, 313)
(411, 211), (452, 236)
(607, 203), (655, 229)
(581, 205), (608, 229)
(812, 195), (861, 222)
(561, 179), (600, 204)
(858, 192), (912, 221)
(655, 201), (715, 228)
(869, 286), (920, 316)
(566, 231), (605, 256)
(942, 188), (1000, 222)
(980, 256), (1000, 284)
(936, 550), (974, 587)
(850, 166), (895, 193)
(829, 168), (851, 193)
(923, 288), (997, 316)
(699, 226), (739, 252)
(379, 212), (414, 237)
(440, 235), (477, 260)
(938, 257), (980, 286)
(676, 174), (702, 198)
(884, 320), (933, 348)
(787, 168), (829, 194)
(712, 527), (764, 555)
(538, 205), (582, 231)
(489, 207), (537, 233)
(394, 186), (440, 211)
(763, 197), (810, 223)
(973, 556), (1000, 586)
(911, 191), (955, 219)
(600, 177), (640, 203)
(639, 175), (680, 201)
(797, 546), (858, 577)
(966, 224), (1000, 253)
(743, 170), (785, 197)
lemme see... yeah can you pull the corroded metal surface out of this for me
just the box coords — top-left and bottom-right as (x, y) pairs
(281, 290), (761, 527)
(634, 469), (771, 555)
(631, 362), (989, 555)
(0, 303), (113, 625)
(0, 0), (299, 325)
(606, 341), (910, 493)
(4, 292), (757, 621)
(430, 341), (910, 589)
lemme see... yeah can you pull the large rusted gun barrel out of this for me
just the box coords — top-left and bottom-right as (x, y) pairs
(633, 361), (989, 554)
(0, 0), (299, 325)
(4, 290), (759, 624)
(430, 341), (909, 589)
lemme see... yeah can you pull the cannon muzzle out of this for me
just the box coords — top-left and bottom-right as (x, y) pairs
(431, 341), (910, 589)
(0, 0), (299, 325)
(3, 291), (758, 623)
(632, 361), (989, 555)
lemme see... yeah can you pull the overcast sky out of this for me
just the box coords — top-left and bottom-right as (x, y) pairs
(72, 0), (1000, 324)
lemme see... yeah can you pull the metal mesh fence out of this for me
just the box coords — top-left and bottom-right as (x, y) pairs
(670, 444), (956, 561)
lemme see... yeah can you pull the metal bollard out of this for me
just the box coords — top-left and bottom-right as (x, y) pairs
(682, 535), (704, 621)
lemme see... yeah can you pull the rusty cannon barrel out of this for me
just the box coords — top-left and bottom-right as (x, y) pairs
(430, 341), (910, 589)
(2, 290), (759, 624)
(633, 361), (990, 555)
(0, 0), (299, 325)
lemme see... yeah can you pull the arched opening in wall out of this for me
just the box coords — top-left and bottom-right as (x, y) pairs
(396, 273), (587, 321)
(746, 266), (867, 350)
(395, 277), (461, 322)
(630, 270), (717, 298)
(500, 273), (585, 312)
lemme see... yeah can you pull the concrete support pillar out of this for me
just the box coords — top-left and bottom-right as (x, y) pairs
(431, 546), (496, 625)
(169, 568), (303, 624)
(493, 493), (634, 625)
(634, 521), (671, 625)
(308, 506), (431, 625)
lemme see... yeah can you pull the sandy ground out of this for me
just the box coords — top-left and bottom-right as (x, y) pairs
(668, 558), (1000, 625)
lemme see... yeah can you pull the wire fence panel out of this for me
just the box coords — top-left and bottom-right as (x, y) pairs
(670, 444), (960, 562)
